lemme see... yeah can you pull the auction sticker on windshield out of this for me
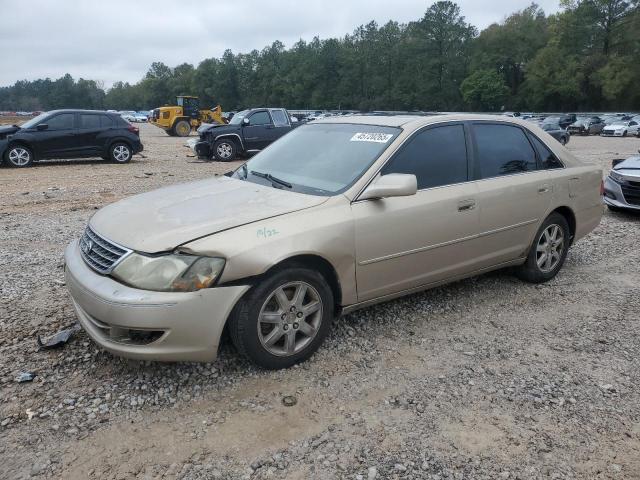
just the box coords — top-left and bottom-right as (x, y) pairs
(350, 132), (394, 143)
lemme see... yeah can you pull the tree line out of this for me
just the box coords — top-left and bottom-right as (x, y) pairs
(1, 0), (638, 113)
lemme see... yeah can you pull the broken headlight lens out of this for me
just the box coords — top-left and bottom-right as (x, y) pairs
(111, 253), (225, 292)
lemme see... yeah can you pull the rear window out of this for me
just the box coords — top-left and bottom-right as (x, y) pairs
(529, 135), (563, 169)
(80, 114), (101, 129)
(270, 109), (289, 126)
(473, 124), (538, 179)
(100, 115), (113, 127)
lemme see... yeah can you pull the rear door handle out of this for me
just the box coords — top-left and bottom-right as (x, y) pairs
(538, 183), (551, 194)
(458, 199), (476, 212)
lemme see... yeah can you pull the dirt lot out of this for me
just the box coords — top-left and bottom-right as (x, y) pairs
(1, 124), (639, 480)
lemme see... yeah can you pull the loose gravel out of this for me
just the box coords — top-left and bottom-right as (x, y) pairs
(1, 125), (639, 479)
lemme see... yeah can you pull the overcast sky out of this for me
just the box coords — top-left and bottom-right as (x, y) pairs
(1, 0), (561, 88)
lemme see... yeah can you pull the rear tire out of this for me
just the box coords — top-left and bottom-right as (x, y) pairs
(173, 120), (191, 137)
(228, 267), (334, 369)
(5, 145), (33, 168)
(516, 213), (570, 284)
(109, 142), (132, 163)
(212, 138), (237, 162)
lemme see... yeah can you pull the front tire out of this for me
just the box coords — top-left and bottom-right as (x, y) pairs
(173, 120), (191, 137)
(109, 142), (132, 163)
(212, 139), (237, 161)
(228, 267), (334, 369)
(5, 145), (33, 167)
(516, 213), (570, 283)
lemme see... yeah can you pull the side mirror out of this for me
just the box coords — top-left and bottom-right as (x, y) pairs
(242, 118), (250, 126)
(359, 174), (417, 201)
(36, 123), (48, 131)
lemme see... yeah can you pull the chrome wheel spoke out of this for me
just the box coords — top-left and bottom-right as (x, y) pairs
(297, 320), (316, 337)
(292, 284), (307, 308)
(284, 331), (296, 354)
(274, 288), (290, 310)
(263, 326), (284, 346)
(302, 301), (320, 316)
(260, 312), (282, 324)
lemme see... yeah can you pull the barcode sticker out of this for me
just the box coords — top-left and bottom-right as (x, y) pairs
(350, 132), (394, 143)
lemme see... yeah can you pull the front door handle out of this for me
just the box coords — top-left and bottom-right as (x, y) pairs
(458, 199), (476, 212)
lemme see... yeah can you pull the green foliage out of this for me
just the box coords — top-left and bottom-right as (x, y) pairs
(461, 70), (509, 110)
(1, 1), (639, 112)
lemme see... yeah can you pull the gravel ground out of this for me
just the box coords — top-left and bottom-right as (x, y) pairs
(1, 124), (639, 479)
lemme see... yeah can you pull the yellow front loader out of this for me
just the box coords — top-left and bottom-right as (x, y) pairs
(149, 96), (226, 137)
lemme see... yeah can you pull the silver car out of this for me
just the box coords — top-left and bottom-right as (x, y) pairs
(64, 115), (604, 369)
(604, 152), (640, 211)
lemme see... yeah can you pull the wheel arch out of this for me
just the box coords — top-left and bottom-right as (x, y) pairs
(550, 206), (576, 244)
(214, 133), (244, 151)
(6, 140), (36, 160)
(223, 253), (343, 315)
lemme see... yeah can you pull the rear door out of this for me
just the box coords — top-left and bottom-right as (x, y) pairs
(32, 112), (77, 158)
(268, 109), (291, 141)
(468, 122), (552, 267)
(76, 113), (104, 156)
(243, 110), (273, 150)
(353, 123), (481, 301)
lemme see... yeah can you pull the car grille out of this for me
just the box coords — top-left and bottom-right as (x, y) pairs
(79, 226), (130, 274)
(621, 184), (640, 206)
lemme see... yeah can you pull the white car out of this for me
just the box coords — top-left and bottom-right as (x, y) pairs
(601, 120), (640, 137)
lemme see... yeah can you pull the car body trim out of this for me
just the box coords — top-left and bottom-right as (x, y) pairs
(214, 133), (244, 150)
(358, 218), (538, 266)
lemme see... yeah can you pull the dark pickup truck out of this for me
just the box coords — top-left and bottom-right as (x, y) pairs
(195, 108), (297, 161)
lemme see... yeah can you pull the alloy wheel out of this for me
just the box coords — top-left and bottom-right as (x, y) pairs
(216, 142), (233, 159)
(113, 145), (130, 162)
(257, 281), (323, 357)
(536, 224), (565, 273)
(8, 147), (30, 166)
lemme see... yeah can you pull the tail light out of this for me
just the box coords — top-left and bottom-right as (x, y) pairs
(599, 179), (605, 196)
(127, 125), (139, 135)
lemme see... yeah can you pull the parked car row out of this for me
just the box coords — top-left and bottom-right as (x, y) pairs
(0, 109), (143, 167)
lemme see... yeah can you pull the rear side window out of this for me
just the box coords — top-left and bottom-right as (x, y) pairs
(100, 115), (113, 127)
(381, 124), (468, 189)
(249, 111), (271, 125)
(46, 113), (74, 130)
(270, 109), (288, 126)
(473, 124), (537, 179)
(529, 135), (563, 169)
(80, 114), (101, 129)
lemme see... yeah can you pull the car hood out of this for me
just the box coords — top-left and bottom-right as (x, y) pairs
(569, 121), (588, 127)
(89, 176), (328, 253)
(614, 156), (640, 177)
(197, 123), (227, 135)
(0, 125), (20, 139)
(604, 124), (628, 129)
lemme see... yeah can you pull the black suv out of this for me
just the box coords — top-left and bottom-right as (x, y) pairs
(0, 110), (143, 168)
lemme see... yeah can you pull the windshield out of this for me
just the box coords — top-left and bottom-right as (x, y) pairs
(19, 112), (49, 129)
(542, 123), (558, 131)
(233, 123), (401, 195)
(229, 110), (249, 125)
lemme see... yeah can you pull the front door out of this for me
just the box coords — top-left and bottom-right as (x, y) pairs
(353, 123), (481, 302)
(32, 112), (77, 158)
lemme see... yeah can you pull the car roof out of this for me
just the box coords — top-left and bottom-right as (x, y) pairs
(45, 109), (117, 115)
(313, 113), (539, 131)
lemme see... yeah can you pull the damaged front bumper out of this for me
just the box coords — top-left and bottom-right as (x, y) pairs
(64, 240), (249, 362)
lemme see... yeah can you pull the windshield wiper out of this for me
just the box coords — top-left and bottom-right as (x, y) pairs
(250, 170), (292, 189)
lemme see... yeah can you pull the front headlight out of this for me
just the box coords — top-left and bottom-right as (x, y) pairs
(111, 253), (225, 292)
(609, 170), (624, 184)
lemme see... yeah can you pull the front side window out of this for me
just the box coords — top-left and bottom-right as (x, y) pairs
(381, 125), (468, 189)
(233, 123), (401, 195)
(80, 114), (101, 129)
(473, 124), (538, 179)
(248, 111), (271, 126)
(46, 113), (75, 130)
